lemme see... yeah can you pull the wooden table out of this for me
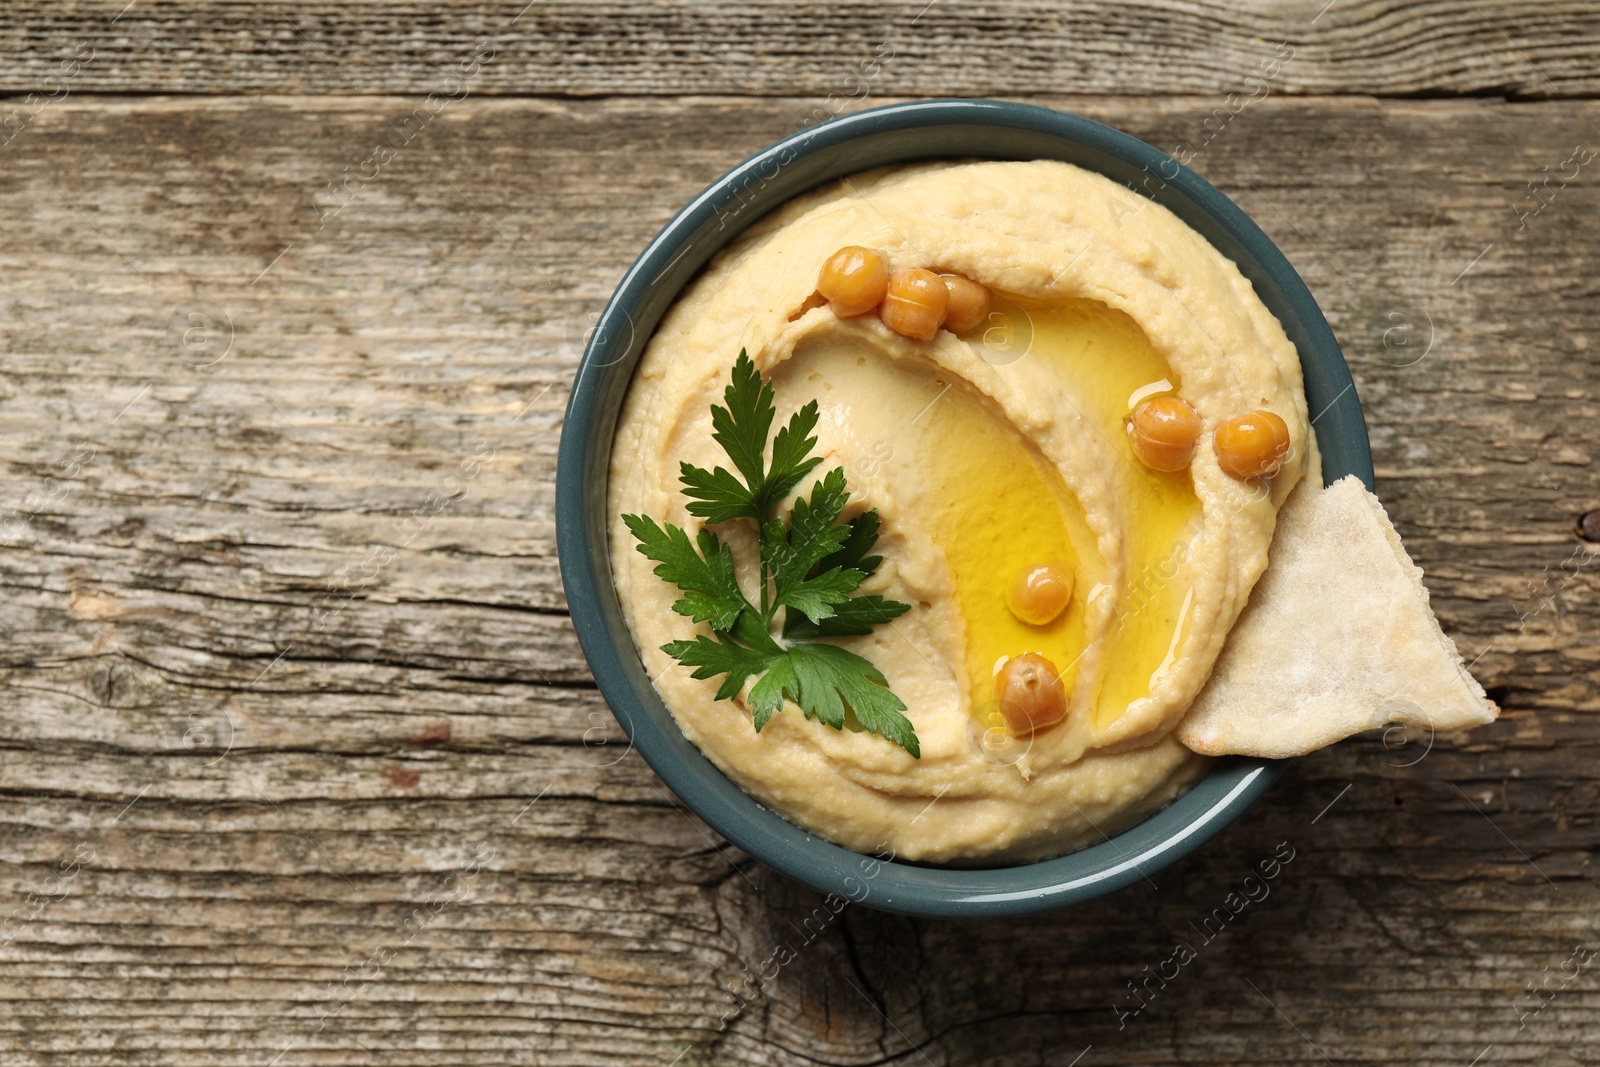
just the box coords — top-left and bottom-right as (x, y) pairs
(1, 3), (1597, 1063)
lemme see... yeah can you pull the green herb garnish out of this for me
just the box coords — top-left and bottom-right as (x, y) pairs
(623, 351), (919, 757)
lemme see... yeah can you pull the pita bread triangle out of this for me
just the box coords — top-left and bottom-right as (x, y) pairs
(1176, 474), (1498, 759)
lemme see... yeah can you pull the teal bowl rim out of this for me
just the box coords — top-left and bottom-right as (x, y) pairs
(556, 99), (1372, 918)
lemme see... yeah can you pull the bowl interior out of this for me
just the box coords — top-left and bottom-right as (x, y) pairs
(557, 99), (1373, 918)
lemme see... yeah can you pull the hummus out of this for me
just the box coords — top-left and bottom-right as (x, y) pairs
(607, 160), (1317, 863)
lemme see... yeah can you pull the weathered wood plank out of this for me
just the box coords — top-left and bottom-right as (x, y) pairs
(1, 2), (1600, 100)
(0, 94), (1597, 1065)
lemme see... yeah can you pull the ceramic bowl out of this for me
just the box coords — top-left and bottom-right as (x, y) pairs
(556, 99), (1371, 918)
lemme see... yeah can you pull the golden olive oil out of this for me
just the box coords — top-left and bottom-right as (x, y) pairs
(779, 296), (1201, 732)
(914, 381), (1094, 719)
(1011, 298), (1202, 730)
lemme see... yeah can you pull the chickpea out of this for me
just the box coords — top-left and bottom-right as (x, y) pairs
(879, 268), (949, 341)
(940, 273), (992, 334)
(994, 653), (1067, 735)
(1213, 409), (1291, 480)
(1006, 561), (1074, 626)
(1128, 395), (1202, 472)
(817, 246), (890, 318)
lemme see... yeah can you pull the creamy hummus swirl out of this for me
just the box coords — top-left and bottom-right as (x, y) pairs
(608, 160), (1317, 863)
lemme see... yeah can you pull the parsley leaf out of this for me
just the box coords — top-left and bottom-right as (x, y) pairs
(782, 507), (910, 639)
(622, 350), (919, 757)
(783, 595), (910, 640)
(763, 467), (858, 622)
(622, 514), (749, 632)
(786, 643), (919, 758)
(814, 509), (888, 578)
(661, 633), (780, 702)
(679, 353), (823, 524)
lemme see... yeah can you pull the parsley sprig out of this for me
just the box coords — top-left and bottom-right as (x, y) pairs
(622, 351), (919, 757)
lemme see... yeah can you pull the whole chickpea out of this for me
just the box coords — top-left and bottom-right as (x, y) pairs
(817, 246), (890, 318)
(1006, 562), (1074, 626)
(940, 273), (992, 334)
(1213, 410), (1291, 480)
(879, 268), (949, 341)
(1128, 396), (1202, 472)
(994, 653), (1067, 735)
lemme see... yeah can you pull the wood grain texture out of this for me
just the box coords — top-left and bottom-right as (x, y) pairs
(0, 91), (1598, 1065)
(2, 1), (1600, 99)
